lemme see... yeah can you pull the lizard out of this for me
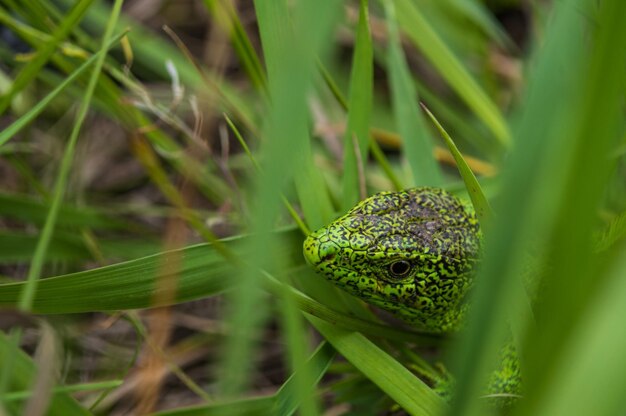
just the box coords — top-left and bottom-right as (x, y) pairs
(302, 186), (520, 404)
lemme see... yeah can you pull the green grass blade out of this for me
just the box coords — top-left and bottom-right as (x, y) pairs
(0, 230), (298, 313)
(18, 0), (124, 311)
(421, 104), (493, 222)
(310, 317), (446, 415)
(272, 342), (335, 416)
(2, 380), (122, 402)
(153, 396), (274, 416)
(340, 0), (373, 211)
(218, 0), (342, 401)
(393, 0), (511, 147)
(448, 1), (626, 414)
(532, 250), (626, 415)
(385, 0), (443, 187)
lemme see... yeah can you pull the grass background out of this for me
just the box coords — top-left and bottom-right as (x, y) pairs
(0, 0), (625, 415)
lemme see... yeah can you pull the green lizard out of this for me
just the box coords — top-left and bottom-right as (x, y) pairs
(303, 187), (520, 402)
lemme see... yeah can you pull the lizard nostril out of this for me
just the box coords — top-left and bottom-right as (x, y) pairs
(322, 253), (336, 262)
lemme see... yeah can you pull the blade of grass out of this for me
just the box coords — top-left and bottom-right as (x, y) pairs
(0, 230), (295, 313)
(18, 0), (124, 311)
(310, 317), (447, 415)
(385, 0), (443, 187)
(340, 0), (373, 211)
(392, 0), (511, 147)
(518, 0), (626, 413)
(1, 380), (122, 402)
(218, 0), (341, 402)
(532, 247), (626, 415)
(153, 396), (274, 416)
(421, 104), (493, 222)
(448, 1), (626, 415)
(272, 342), (335, 416)
(317, 59), (405, 193)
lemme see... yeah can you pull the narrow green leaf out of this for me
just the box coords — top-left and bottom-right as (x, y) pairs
(533, 251), (626, 415)
(0, 230), (296, 313)
(594, 210), (626, 252)
(1, 380), (122, 402)
(393, 0), (511, 147)
(273, 342), (335, 416)
(310, 317), (446, 415)
(449, 1), (626, 415)
(153, 396), (274, 416)
(421, 104), (493, 222)
(341, 0), (373, 211)
(217, 0), (342, 402)
(385, 0), (443, 187)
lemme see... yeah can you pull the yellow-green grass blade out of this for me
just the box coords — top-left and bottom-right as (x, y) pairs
(340, 0), (373, 211)
(0, 0), (94, 114)
(421, 105), (493, 222)
(311, 317), (446, 415)
(0, 331), (91, 415)
(384, 0), (443, 187)
(392, 0), (511, 147)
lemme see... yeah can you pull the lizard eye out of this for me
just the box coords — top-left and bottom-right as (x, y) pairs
(388, 260), (412, 278)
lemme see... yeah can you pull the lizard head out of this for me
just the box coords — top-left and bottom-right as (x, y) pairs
(303, 187), (481, 333)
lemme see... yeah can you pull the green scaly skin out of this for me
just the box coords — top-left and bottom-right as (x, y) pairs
(303, 187), (520, 402)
